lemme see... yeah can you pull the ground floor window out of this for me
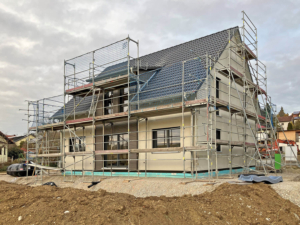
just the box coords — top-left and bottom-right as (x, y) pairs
(104, 133), (128, 167)
(152, 127), (180, 148)
(69, 137), (85, 152)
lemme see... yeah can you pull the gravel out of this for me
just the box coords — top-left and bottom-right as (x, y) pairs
(1, 173), (300, 206)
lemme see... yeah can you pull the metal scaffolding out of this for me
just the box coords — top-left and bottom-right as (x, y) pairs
(23, 11), (299, 184)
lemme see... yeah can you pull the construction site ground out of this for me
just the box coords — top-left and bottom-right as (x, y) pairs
(1, 170), (300, 224)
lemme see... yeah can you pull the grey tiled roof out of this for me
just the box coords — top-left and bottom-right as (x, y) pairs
(138, 26), (237, 68)
(60, 26), (238, 116)
(132, 26), (238, 101)
(94, 26), (238, 81)
(52, 95), (97, 119)
(137, 58), (206, 101)
(12, 135), (27, 143)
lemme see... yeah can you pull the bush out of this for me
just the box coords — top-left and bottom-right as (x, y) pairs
(0, 165), (8, 172)
(8, 147), (24, 160)
(287, 122), (294, 131)
(294, 120), (300, 130)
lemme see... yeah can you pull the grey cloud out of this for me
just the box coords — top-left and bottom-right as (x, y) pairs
(0, 0), (299, 134)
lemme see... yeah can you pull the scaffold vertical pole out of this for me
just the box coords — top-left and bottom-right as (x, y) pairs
(205, 53), (210, 180)
(145, 118), (148, 178)
(127, 36), (130, 177)
(228, 30), (232, 177)
(26, 102), (29, 180)
(63, 60), (66, 181)
(92, 50), (95, 182)
(182, 61), (186, 178)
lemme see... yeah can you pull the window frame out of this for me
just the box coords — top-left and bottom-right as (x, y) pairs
(69, 136), (86, 152)
(152, 127), (181, 149)
(216, 107), (220, 116)
(104, 91), (113, 115)
(104, 133), (129, 167)
(119, 88), (128, 113)
(216, 129), (221, 140)
(216, 77), (221, 99)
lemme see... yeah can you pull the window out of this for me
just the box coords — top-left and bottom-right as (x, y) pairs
(216, 78), (220, 98)
(216, 145), (221, 152)
(152, 127), (180, 148)
(104, 91), (113, 115)
(69, 137), (85, 152)
(279, 146), (283, 152)
(119, 88), (128, 112)
(216, 107), (220, 116)
(216, 129), (221, 140)
(243, 93), (247, 108)
(0, 147), (2, 155)
(104, 133), (128, 167)
(3, 147), (5, 155)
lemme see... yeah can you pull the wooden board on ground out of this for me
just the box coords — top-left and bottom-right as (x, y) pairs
(180, 180), (216, 185)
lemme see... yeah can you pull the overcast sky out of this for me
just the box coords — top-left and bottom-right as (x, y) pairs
(0, 0), (299, 135)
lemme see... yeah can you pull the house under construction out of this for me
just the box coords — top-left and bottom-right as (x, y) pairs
(24, 12), (299, 183)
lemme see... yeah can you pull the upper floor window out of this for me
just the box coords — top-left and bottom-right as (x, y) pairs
(104, 91), (113, 115)
(216, 78), (220, 98)
(216, 129), (221, 139)
(152, 127), (180, 148)
(119, 88), (128, 113)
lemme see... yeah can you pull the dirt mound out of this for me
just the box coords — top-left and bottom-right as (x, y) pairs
(0, 181), (299, 224)
(292, 175), (300, 182)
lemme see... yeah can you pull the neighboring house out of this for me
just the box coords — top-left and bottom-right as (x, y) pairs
(30, 20), (267, 173)
(278, 115), (293, 130)
(292, 111), (300, 124)
(5, 134), (16, 149)
(278, 111), (300, 131)
(11, 134), (35, 147)
(277, 130), (300, 153)
(0, 131), (14, 163)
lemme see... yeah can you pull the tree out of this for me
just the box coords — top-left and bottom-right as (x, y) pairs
(294, 120), (300, 130)
(278, 107), (289, 117)
(8, 147), (23, 160)
(287, 122), (294, 131)
(19, 141), (25, 148)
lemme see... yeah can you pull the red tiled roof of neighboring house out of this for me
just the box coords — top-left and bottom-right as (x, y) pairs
(6, 135), (16, 138)
(5, 134), (16, 141)
(278, 115), (293, 122)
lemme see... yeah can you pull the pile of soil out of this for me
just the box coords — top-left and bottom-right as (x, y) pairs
(292, 175), (300, 182)
(0, 181), (299, 224)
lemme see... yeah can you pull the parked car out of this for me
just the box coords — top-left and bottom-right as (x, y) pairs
(7, 162), (34, 177)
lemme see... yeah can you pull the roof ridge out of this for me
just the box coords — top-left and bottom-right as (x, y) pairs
(140, 26), (239, 59)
